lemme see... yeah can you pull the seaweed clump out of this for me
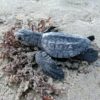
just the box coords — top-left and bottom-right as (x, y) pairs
(0, 18), (62, 100)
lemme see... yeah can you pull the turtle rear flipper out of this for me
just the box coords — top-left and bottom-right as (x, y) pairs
(87, 35), (95, 41)
(77, 48), (98, 63)
(35, 51), (64, 80)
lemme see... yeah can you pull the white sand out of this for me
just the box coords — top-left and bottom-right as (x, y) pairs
(0, 0), (100, 100)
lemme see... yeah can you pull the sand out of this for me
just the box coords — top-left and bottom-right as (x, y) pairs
(0, 0), (100, 100)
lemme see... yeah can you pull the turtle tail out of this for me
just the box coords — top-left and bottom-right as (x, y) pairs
(87, 35), (95, 41)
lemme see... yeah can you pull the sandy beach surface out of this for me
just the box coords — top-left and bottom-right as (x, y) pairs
(0, 0), (100, 100)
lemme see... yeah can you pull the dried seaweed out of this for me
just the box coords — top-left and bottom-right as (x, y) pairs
(0, 18), (62, 100)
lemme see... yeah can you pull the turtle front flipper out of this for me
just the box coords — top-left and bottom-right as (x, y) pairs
(35, 51), (64, 80)
(77, 48), (98, 63)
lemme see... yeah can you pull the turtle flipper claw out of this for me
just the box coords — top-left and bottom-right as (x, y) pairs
(35, 51), (64, 80)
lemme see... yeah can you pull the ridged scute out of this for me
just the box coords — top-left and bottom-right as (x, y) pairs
(42, 32), (91, 58)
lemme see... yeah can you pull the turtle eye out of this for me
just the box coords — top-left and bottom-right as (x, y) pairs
(18, 36), (22, 41)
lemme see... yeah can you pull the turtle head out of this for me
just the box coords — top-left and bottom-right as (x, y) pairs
(14, 29), (42, 47)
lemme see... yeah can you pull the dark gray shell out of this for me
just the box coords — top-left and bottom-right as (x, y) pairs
(41, 32), (91, 58)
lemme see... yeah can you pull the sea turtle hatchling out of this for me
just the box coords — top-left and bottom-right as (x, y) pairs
(14, 29), (98, 80)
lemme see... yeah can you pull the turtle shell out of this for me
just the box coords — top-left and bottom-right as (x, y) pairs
(41, 32), (91, 58)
